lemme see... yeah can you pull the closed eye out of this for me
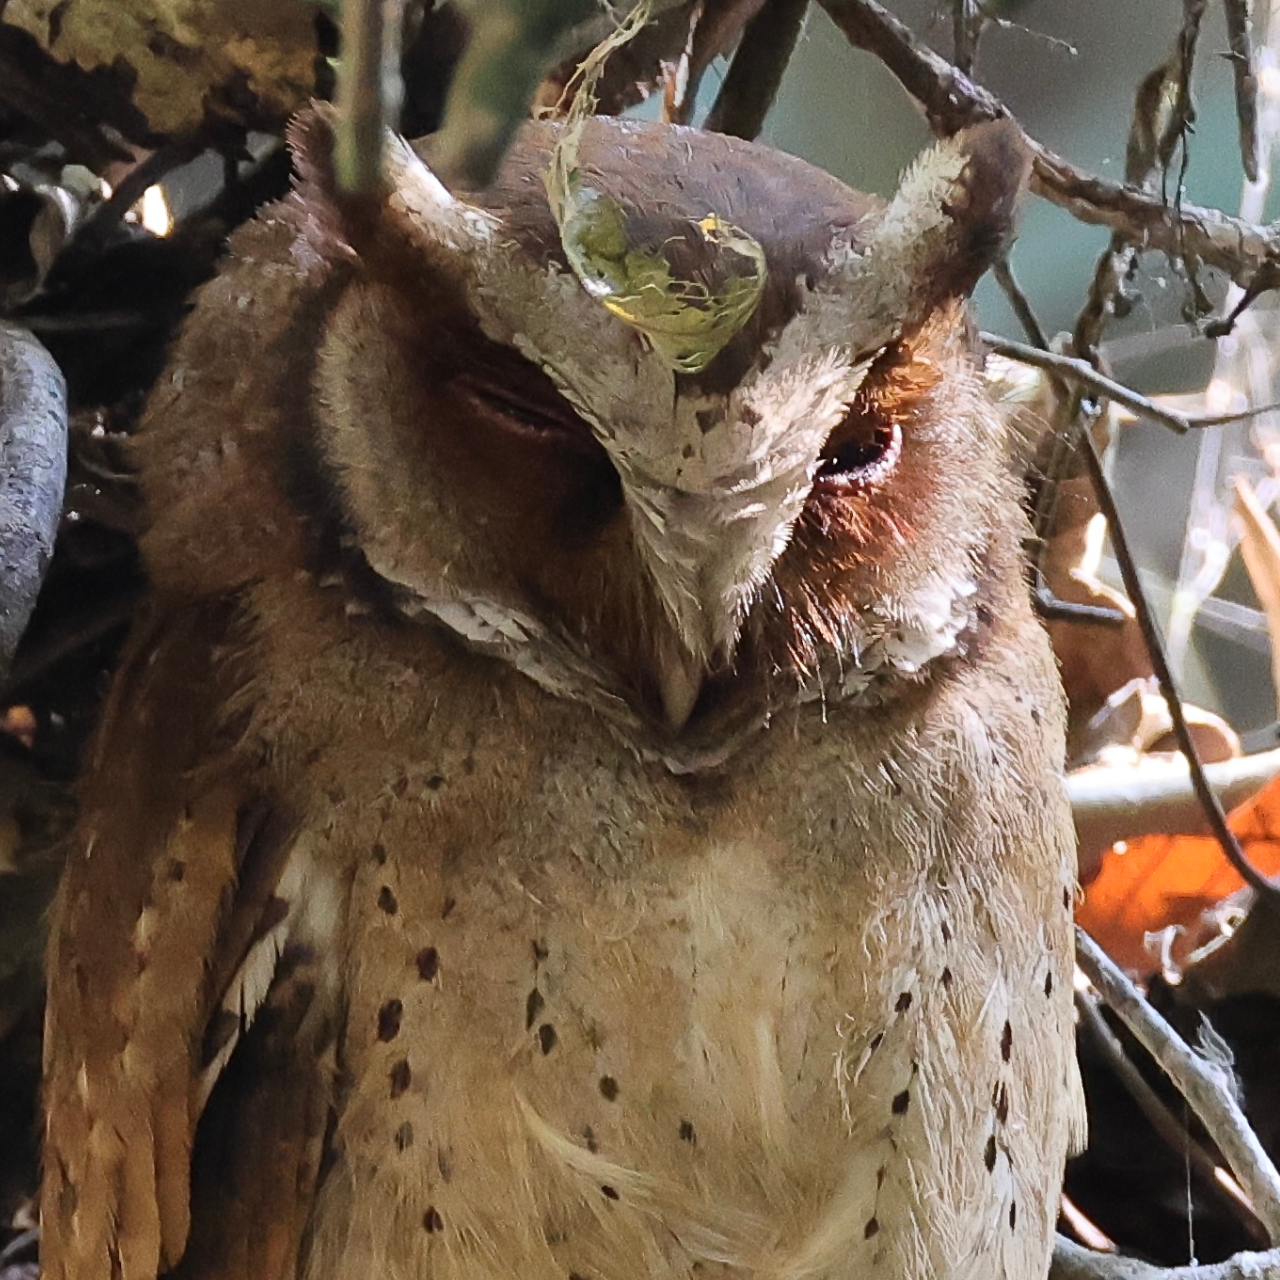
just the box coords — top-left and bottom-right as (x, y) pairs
(451, 374), (598, 450)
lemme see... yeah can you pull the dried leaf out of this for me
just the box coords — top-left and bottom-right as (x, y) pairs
(1078, 769), (1280, 972)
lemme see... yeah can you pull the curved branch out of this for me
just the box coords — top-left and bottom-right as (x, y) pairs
(818, 0), (1280, 287)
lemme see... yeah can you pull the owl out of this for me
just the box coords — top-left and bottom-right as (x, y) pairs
(40, 111), (1085, 1280)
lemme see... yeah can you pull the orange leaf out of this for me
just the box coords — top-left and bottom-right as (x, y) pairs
(1078, 770), (1280, 972)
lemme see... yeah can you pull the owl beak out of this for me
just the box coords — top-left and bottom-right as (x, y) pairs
(654, 627), (705, 731)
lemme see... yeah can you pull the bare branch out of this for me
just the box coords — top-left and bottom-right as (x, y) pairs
(817, 0), (1280, 288)
(1052, 1238), (1280, 1280)
(980, 334), (1280, 434)
(1075, 424), (1280, 900)
(706, 0), (809, 140)
(1076, 927), (1280, 1242)
(1223, 0), (1260, 184)
(1075, 989), (1268, 1242)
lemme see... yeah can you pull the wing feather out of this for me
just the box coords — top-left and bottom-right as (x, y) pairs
(41, 603), (325, 1280)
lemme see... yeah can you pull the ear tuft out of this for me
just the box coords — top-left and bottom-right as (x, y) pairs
(850, 117), (1031, 338)
(937, 118), (1032, 295)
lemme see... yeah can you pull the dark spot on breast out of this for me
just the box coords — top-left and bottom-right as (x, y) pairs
(864, 1216), (880, 1239)
(599, 1075), (619, 1101)
(984, 1135), (998, 1172)
(423, 1206), (443, 1233)
(389, 1059), (412, 1098)
(438, 1146), (453, 1180)
(995, 1084), (1009, 1124)
(695, 407), (724, 433)
(442, 897), (457, 919)
(601, 1185), (619, 1201)
(1063, 887), (1072, 911)
(538, 1023), (558, 1054)
(526, 988), (545, 1029)
(1030, 707), (1042, 726)
(895, 991), (912, 1013)
(891, 1090), (910, 1116)
(417, 947), (439, 980)
(740, 404), (761, 427)
(876, 1164), (887, 1188)
(426, 775), (445, 790)
(869, 1031), (884, 1052)
(378, 886), (398, 914)
(533, 939), (550, 962)
(583, 1125), (599, 1153)
(1001, 1021), (1013, 1062)
(1044, 971), (1054, 997)
(378, 999), (404, 1042)
(941, 922), (953, 944)
(941, 967), (953, 989)
(679, 1120), (696, 1144)
(394, 1122), (414, 1152)
(1009, 1200), (1018, 1230)
(168, 859), (186, 882)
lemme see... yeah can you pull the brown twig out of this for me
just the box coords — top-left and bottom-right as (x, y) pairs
(1076, 927), (1280, 1242)
(1223, 0), (1260, 184)
(817, 0), (1280, 290)
(992, 257), (1052, 350)
(334, 0), (404, 195)
(1076, 424), (1280, 900)
(705, 0), (809, 139)
(951, 0), (982, 76)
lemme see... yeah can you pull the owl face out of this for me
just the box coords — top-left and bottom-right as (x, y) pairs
(299, 114), (1029, 737)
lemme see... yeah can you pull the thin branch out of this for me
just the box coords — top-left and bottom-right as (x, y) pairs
(705, 0), (809, 140)
(1223, 0), (1260, 184)
(817, 0), (1280, 289)
(951, 0), (982, 76)
(1076, 927), (1280, 1242)
(981, 333), (1280, 434)
(1075, 989), (1268, 1243)
(1160, 0), (1207, 184)
(334, 0), (404, 195)
(993, 257), (1053, 350)
(1076, 425), (1280, 900)
(1052, 1237), (1280, 1280)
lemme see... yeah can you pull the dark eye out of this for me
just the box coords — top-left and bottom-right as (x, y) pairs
(813, 342), (908, 492)
(814, 411), (901, 491)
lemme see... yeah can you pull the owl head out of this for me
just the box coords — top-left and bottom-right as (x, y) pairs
(291, 112), (1029, 744)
